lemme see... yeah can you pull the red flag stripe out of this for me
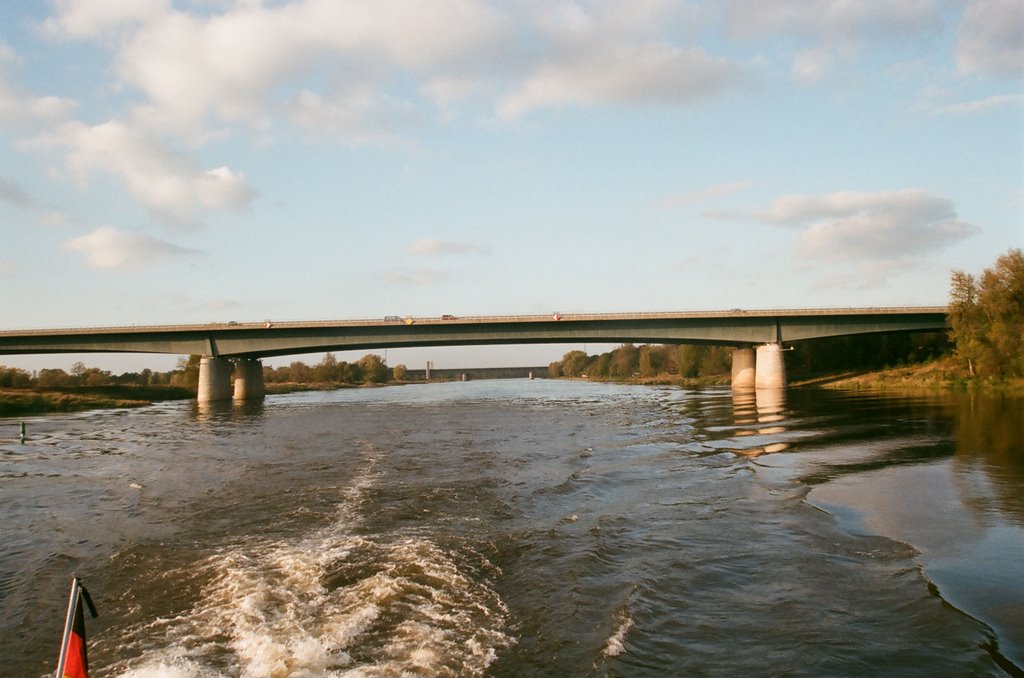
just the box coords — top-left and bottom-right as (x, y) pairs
(60, 590), (89, 678)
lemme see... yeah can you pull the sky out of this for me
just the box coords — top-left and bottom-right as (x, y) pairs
(1, 0), (1022, 373)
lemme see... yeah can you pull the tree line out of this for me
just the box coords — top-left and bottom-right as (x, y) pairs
(0, 361), (189, 389)
(262, 353), (405, 385)
(0, 352), (409, 390)
(547, 331), (950, 383)
(948, 248), (1023, 379)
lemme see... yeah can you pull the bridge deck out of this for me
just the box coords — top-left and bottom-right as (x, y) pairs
(0, 307), (949, 359)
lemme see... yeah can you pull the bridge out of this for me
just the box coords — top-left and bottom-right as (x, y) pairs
(0, 307), (948, 402)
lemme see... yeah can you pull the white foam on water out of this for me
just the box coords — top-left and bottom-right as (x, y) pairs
(116, 655), (218, 678)
(602, 609), (634, 657)
(114, 448), (513, 677)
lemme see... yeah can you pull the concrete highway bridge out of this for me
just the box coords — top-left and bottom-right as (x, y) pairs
(0, 307), (948, 402)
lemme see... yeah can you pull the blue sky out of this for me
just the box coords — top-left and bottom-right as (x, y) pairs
(1, 0), (1022, 373)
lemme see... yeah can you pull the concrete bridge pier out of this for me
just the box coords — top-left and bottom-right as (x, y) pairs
(233, 358), (265, 400)
(755, 343), (787, 389)
(731, 348), (756, 389)
(197, 356), (233, 403)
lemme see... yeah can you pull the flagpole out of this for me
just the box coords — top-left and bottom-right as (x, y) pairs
(55, 577), (80, 678)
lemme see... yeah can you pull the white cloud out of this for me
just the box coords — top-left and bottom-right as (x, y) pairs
(103, 0), (511, 136)
(41, 0), (171, 38)
(499, 42), (737, 119)
(285, 88), (418, 145)
(737, 189), (979, 261)
(725, 0), (943, 43)
(0, 77), (77, 130)
(39, 0), (743, 135)
(42, 120), (256, 225)
(956, 0), (1024, 76)
(405, 239), (490, 256)
(931, 93), (1024, 115)
(724, 0), (944, 84)
(65, 226), (197, 269)
(494, 2), (741, 118)
(196, 167), (258, 211)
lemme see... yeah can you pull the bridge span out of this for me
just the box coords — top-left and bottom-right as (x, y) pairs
(0, 307), (948, 402)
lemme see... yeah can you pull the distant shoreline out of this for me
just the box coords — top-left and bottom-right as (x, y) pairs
(3, 359), (1019, 419)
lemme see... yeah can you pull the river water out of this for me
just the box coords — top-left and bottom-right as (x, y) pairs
(1, 380), (1022, 677)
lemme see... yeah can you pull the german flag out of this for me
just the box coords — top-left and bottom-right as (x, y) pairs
(57, 578), (97, 678)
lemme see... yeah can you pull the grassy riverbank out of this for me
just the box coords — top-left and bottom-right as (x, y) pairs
(791, 356), (1024, 394)
(0, 381), (399, 417)
(0, 385), (194, 417)
(592, 356), (1023, 394)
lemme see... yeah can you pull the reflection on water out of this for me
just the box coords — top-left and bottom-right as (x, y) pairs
(731, 388), (790, 455)
(808, 390), (1024, 671)
(949, 394), (1024, 525)
(192, 399), (266, 422)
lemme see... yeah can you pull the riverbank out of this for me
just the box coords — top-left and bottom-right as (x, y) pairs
(578, 356), (1024, 394)
(0, 382), (395, 416)
(0, 385), (193, 417)
(791, 356), (1024, 394)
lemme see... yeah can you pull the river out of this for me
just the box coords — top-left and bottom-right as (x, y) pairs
(1, 380), (1022, 677)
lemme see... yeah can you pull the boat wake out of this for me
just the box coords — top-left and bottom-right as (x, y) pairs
(110, 448), (514, 677)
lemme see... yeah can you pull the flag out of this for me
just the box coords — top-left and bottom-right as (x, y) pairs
(57, 578), (97, 678)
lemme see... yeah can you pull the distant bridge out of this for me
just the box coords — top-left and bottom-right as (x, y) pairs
(404, 366), (549, 381)
(0, 307), (948, 401)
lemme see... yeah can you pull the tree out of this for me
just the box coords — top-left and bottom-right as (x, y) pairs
(949, 270), (984, 375)
(81, 368), (111, 386)
(172, 355), (202, 387)
(590, 352), (611, 378)
(608, 344), (639, 378)
(978, 249), (1024, 377)
(699, 346), (731, 376)
(70, 361), (88, 381)
(336, 361), (356, 383)
(639, 345), (666, 377)
(392, 364), (407, 381)
(948, 249), (1024, 378)
(314, 352), (339, 382)
(357, 354), (389, 383)
(560, 350), (589, 377)
(36, 368), (71, 388)
(678, 345), (704, 378)
(0, 365), (31, 388)
(288, 361), (313, 383)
